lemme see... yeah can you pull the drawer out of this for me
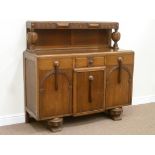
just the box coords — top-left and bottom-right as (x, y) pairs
(75, 56), (105, 68)
(106, 54), (134, 65)
(38, 57), (73, 70)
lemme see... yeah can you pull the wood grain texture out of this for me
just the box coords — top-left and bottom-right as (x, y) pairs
(75, 56), (105, 68)
(26, 21), (119, 29)
(106, 64), (133, 109)
(106, 53), (134, 65)
(38, 57), (73, 70)
(39, 69), (72, 119)
(26, 22), (114, 50)
(73, 67), (106, 115)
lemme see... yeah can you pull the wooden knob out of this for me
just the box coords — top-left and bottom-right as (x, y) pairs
(118, 57), (123, 62)
(88, 57), (94, 66)
(53, 61), (60, 67)
(89, 75), (94, 81)
(27, 32), (38, 44)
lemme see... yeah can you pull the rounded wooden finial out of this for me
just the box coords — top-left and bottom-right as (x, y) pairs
(27, 32), (38, 44)
(111, 31), (121, 50)
(112, 31), (121, 42)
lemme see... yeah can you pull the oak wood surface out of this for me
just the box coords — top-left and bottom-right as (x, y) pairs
(73, 67), (106, 115)
(26, 21), (119, 29)
(75, 56), (105, 68)
(106, 65), (133, 108)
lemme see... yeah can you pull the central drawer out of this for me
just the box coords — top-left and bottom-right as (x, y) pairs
(75, 56), (105, 68)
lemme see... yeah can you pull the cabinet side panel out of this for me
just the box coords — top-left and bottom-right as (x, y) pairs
(25, 58), (37, 117)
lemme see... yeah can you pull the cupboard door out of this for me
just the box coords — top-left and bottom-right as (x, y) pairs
(73, 67), (106, 115)
(39, 68), (72, 119)
(106, 63), (133, 109)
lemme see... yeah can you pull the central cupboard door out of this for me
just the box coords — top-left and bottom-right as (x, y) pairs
(73, 67), (106, 115)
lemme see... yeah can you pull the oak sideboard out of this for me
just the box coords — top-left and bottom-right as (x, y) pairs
(24, 21), (134, 132)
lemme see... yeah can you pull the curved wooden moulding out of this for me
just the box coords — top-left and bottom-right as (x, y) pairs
(106, 65), (132, 85)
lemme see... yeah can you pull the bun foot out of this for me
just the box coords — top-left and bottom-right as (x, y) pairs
(47, 118), (63, 132)
(108, 107), (123, 121)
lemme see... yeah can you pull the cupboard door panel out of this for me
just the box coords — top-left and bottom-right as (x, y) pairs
(106, 65), (133, 108)
(73, 67), (105, 115)
(39, 69), (72, 119)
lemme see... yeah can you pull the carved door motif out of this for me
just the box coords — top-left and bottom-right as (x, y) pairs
(39, 68), (72, 119)
(106, 63), (133, 108)
(73, 67), (106, 115)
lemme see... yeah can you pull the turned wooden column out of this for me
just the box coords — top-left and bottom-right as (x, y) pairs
(111, 28), (121, 50)
(47, 118), (63, 132)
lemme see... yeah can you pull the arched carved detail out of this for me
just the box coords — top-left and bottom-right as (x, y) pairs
(40, 70), (72, 93)
(106, 65), (133, 104)
(39, 70), (72, 112)
(106, 65), (132, 83)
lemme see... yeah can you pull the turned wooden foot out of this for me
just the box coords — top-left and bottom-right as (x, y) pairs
(108, 107), (123, 121)
(47, 118), (63, 132)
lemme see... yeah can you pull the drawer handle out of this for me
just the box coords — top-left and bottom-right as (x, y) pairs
(88, 75), (94, 103)
(53, 61), (60, 91)
(88, 56), (94, 67)
(117, 57), (123, 83)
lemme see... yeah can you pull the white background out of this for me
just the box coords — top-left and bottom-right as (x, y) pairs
(0, 0), (155, 154)
(0, 0), (155, 122)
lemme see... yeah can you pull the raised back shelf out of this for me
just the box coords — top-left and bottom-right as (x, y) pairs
(26, 21), (120, 51)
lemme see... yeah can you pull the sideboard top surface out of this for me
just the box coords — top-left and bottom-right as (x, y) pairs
(24, 48), (134, 58)
(26, 21), (119, 29)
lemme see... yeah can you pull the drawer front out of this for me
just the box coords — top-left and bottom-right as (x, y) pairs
(38, 57), (73, 70)
(75, 56), (105, 68)
(106, 54), (134, 65)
